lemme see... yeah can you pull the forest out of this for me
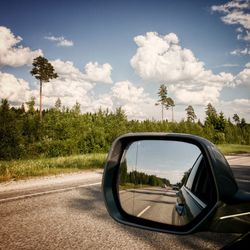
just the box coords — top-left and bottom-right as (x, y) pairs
(0, 98), (249, 160)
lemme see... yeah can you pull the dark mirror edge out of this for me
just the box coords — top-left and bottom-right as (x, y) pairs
(102, 133), (222, 235)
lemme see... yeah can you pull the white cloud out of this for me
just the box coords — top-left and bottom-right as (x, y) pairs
(44, 36), (74, 47)
(218, 98), (250, 121)
(236, 27), (244, 33)
(172, 86), (221, 106)
(234, 62), (250, 86)
(211, 0), (250, 41)
(109, 81), (155, 119)
(51, 60), (86, 81)
(230, 47), (250, 55)
(0, 59), (113, 112)
(36, 60), (113, 110)
(83, 62), (113, 84)
(215, 63), (239, 68)
(89, 81), (156, 120)
(222, 10), (250, 30)
(0, 26), (43, 67)
(111, 81), (148, 103)
(130, 32), (234, 105)
(243, 30), (250, 41)
(130, 32), (205, 83)
(0, 71), (33, 103)
(43, 60), (96, 108)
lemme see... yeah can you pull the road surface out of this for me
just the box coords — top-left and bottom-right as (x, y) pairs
(227, 154), (250, 192)
(120, 187), (177, 224)
(0, 155), (249, 249)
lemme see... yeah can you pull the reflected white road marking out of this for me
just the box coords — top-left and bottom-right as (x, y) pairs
(137, 205), (151, 217)
(220, 212), (250, 220)
(0, 182), (101, 202)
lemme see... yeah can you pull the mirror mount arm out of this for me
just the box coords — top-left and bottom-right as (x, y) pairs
(206, 189), (250, 234)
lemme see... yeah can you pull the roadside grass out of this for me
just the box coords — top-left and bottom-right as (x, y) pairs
(217, 144), (250, 155)
(0, 144), (249, 183)
(0, 153), (107, 182)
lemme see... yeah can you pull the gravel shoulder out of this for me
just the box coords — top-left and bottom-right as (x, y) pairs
(0, 169), (103, 193)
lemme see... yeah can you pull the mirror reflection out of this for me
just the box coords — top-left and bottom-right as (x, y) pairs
(118, 140), (212, 226)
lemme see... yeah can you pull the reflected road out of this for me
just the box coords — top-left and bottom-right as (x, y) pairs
(120, 187), (176, 224)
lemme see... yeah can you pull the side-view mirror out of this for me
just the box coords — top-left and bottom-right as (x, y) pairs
(102, 133), (250, 235)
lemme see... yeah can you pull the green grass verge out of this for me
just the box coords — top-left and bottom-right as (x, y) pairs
(0, 144), (249, 183)
(217, 144), (250, 155)
(0, 153), (107, 182)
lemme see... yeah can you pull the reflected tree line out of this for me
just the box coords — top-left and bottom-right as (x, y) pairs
(120, 160), (170, 187)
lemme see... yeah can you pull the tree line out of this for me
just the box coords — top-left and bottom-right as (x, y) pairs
(0, 97), (249, 160)
(119, 160), (170, 187)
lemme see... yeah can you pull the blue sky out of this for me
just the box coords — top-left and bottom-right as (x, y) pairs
(125, 140), (201, 183)
(0, 0), (249, 121)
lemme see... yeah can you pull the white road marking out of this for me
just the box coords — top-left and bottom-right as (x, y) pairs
(119, 190), (126, 194)
(137, 205), (151, 217)
(220, 212), (250, 220)
(0, 182), (101, 203)
(236, 179), (250, 183)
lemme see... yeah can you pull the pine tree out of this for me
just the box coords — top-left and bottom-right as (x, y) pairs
(31, 56), (58, 120)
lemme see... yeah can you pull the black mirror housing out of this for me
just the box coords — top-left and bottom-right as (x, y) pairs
(102, 133), (237, 234)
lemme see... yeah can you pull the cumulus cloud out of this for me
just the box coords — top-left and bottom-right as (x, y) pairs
(130, 32), (205, 83)
(50, 59), (113, 84)
(0, 71), (33, 103)
(44, 36), (74, 47)
(89, 81), (155, 120)
(108, 81), (154, 119)
(42, 60), (96, 108)
(37, 60), (113, 109)
(111, 81), (148, 103)
(217, 98), (250, 121)
(51, 60), (86, 81)
(1, 66), (249, 121)
(130, 32), (234, 105)
(83, 62), (113, 84)
(0, 58), (114, 112)
(234, 62), (250, 86)
(0, 26), (43, 67)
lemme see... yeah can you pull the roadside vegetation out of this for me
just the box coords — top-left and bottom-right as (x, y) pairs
(0, 90), (249, 182)
(0, 153), (106, 182)
(1, 144), (248, 182)
(0, 98), (249, 161)
(217, 144), (250, 155)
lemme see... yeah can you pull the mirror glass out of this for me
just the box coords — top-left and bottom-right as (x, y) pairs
(118, 140), (213, 226)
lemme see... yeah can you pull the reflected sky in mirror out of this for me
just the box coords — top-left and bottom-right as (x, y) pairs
(125, 140), (201, 184)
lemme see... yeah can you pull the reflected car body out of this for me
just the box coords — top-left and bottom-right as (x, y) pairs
(172, 154), (215, 225)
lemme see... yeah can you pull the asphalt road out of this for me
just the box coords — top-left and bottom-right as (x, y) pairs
(227, 154), (250, 192)
(119, 187), (176, 224)
(0, 155), (249, 250)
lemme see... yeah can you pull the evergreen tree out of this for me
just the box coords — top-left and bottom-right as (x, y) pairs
(185, 105), (197, 122)
(217, 112), (226, 133)
(233, 114), (240, 125)
(205, 103), (218, 127)
(31, 56), (58, 120)
(167, 97), (175, 122)
(55, 98), (62, 111)
(26, 97), (36, 113)
(155, 84), (174, 121)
